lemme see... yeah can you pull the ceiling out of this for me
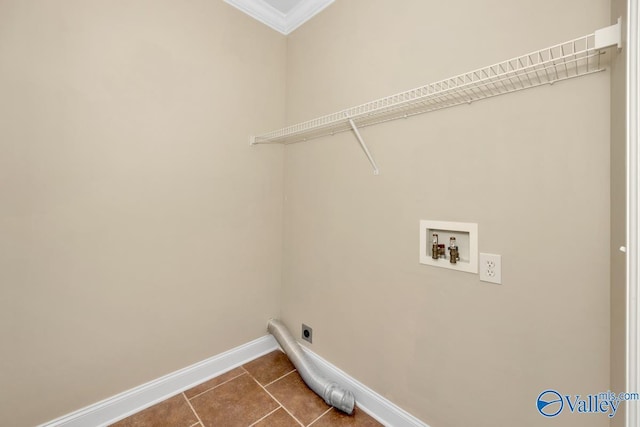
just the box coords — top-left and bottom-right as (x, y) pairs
(224, 0), (334, 35)
(263, 0), (302, 14)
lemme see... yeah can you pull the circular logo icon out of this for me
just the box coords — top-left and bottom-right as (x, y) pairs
(537, 390), (564, 417)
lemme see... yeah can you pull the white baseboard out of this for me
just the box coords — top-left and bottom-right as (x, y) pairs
(40, 335), (429, 427)
(302, 347), (430, 427)
(39, 336), (279, 427)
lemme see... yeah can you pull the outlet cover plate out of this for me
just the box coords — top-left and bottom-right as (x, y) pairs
(302, 324), (312, 343)
(479, 253), (502, 284)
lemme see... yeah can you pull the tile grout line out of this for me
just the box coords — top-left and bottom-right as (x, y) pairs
(251, 376), (305, 427)
(261, 368), (298, 388)
(248, 406), (283, 427)
(186, 371), (248, 401)
(182, 393), (205, 427)
(307, 407), (333, 427)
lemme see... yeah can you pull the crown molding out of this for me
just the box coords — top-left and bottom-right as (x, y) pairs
(283, 0), (334, 34)
(225, 0), (334, 35)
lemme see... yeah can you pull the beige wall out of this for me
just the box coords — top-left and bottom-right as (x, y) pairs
(610, 1), (628, 426)
(0, 1), (285, 425)
(282, 1), (612, 426)
(0, 1), (621, 426)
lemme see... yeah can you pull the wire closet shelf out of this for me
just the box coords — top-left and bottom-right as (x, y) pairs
(250, 21), (621, 172)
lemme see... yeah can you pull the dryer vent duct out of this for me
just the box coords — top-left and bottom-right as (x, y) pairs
(267, 318), (355, 415)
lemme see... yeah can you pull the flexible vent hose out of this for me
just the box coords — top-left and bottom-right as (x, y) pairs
(267, 319), (356, 414)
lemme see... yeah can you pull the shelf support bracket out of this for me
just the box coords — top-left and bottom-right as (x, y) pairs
(348, 118), (380, 175)
(594, 17), (622, 50)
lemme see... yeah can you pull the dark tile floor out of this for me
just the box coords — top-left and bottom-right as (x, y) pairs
(110, 350), (383, 427)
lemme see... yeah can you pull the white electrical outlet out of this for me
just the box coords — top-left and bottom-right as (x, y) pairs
(479, 253), (502, 284)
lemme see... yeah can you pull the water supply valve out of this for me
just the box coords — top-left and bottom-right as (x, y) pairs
(419, 220), (478, 273)
(449, 237), (460, 264)
(431, 234), (446, 260)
